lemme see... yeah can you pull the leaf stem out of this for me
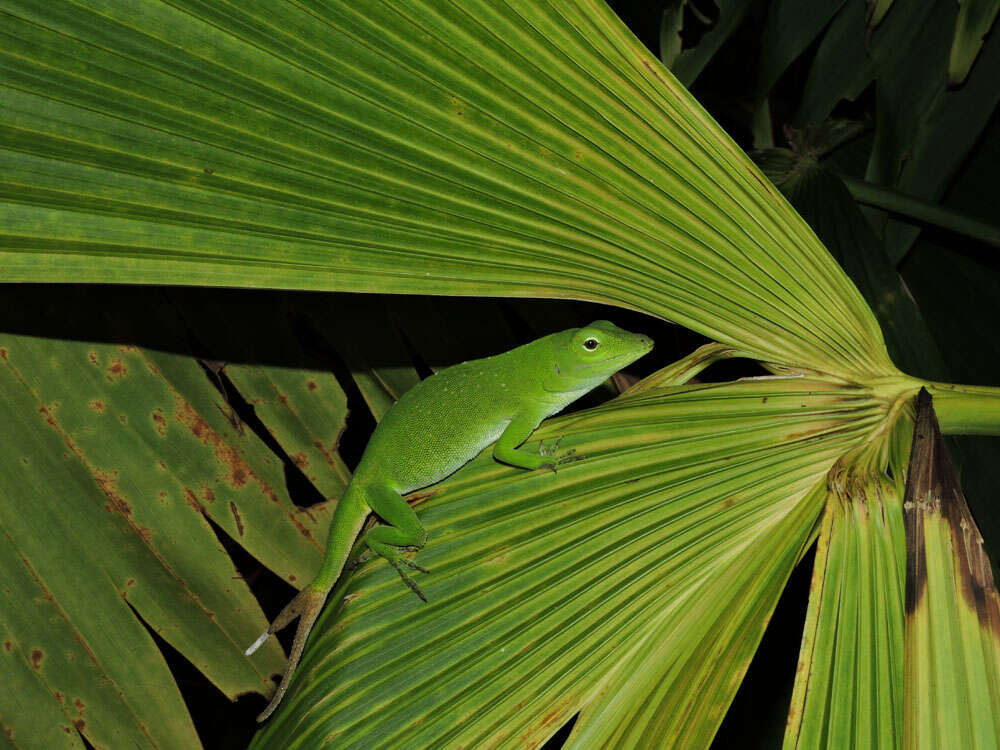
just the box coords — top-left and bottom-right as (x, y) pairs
(923, 381), (1000, 436)
(840, 176), (1000, 249)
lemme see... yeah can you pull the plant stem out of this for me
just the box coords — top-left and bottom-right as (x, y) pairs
(923, 381), (1000, 436)
(841, 176), (1000, 249)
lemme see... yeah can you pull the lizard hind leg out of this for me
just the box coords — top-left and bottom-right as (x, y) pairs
(363, 483), (430, 602)
(250, 585), (327, 722)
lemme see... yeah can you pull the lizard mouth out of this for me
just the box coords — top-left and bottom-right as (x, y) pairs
(576, 346), (651, 373)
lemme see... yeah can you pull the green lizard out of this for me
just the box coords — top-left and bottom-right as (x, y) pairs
(246, 320), (653, 721)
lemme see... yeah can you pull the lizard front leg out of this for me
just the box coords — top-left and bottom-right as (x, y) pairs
(493, 410), (577, 471)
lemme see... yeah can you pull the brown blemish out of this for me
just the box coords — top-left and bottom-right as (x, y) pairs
(0, 347), (8, 361)
(203, 487), (216, 504)
(88, 400), (106, 414)
(203, 167), (214, 174)
(3, 641), (10, 652)
(904, 388), (1000, 636)
(87, 352), (99, 366)
(784, 426), (825, 441)
(306, 380), (317, 392)
(30, 649), (43, 671)
(94, 469), (131, 515)
(173, 397), (320, 546)
(73, 698), (84, 711)
(106, 358), (127, 381)
(183, 488), (203, 512)
(762, 397), (769, 403)
(152, 409), (167, 436)
(288, 575), (296, 582)
(230, 502), (245, 536)
(174, 400), (251, 488)
(126, 579), (135, 587)
(38, 405), (58, 428)
(54, 691), (64, 703)
(291, 452), (309, 469)
(73, 720), (86, 731)
(118, 415), (127, 424)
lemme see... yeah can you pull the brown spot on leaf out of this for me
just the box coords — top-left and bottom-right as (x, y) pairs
(203, 487), (216, 504)
(306, 380), (317, 392)
(73, 698), (84, 711)
(3, 641), (10, 652)
(0, 347), (8, 361)
(118, 414), (127, 424)
(87, 352), (99, 366)
(106, 358), (127, 380)
(183, 488), (203, 512)
(126, 579), (135, 587)
(904, 389), (1000, 637)
(204, 167), (214, 174)
(152, 409), (167, 436)
(54, 691), (64, 703)
(291, 452), (309, 469)
(231, 466), (247, 487)
(94, 469), (131, 515)
(73, 720), (86, 731)
(38, 405), (58, 428)
(230, 502), (244, 536)
(30, 649), (43, 671)
(88, 400), (106, 414)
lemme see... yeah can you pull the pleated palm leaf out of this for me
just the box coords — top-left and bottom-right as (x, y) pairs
(1, 1), (998, 748)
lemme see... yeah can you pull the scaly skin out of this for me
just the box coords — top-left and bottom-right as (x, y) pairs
(246, 320), (653, 721)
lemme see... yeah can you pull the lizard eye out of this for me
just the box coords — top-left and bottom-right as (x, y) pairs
(583, 338), (599, 350)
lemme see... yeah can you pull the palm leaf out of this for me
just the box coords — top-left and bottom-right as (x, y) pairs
(903, 391), (1000, 747)
(0, 287), (341, 747)
(783, 472), (906, 749)
(250, 377), (886, 748)
(1, 0), (891, 378)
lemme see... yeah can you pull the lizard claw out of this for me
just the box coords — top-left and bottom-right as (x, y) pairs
(539, 437), (563, 458)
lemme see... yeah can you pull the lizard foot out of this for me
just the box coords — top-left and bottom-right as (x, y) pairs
(388, 557), (429, 602)
(539, 438), (583, 472)
(344, 548), (373, 572)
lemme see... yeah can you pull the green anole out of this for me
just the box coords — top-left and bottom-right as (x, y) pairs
(246, 320), (653, 721)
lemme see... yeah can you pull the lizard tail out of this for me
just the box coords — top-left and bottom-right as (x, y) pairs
(253, 585), (327, 722)
(246, 485), (370, 722)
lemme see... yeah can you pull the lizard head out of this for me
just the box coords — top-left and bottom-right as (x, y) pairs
(546, 320), (653, 394)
